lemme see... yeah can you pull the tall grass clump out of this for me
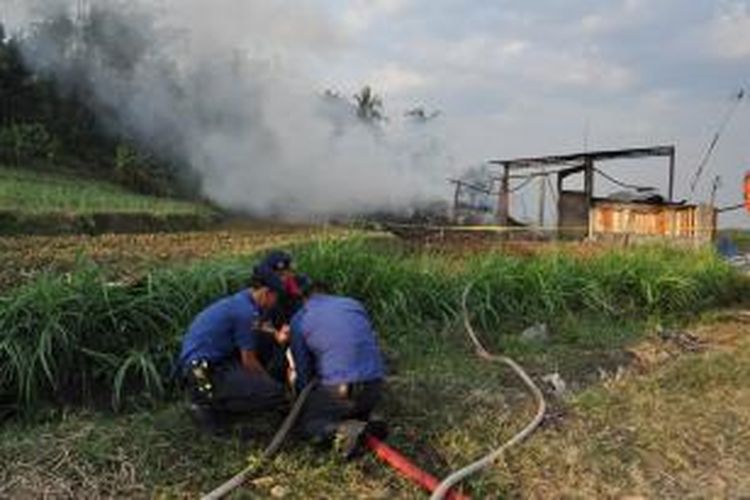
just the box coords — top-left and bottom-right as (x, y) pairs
(0, 237), (743, 417)
(0, 259), (253, 417)
(295, 239), (462, 327)
(296, 239), (742, 329)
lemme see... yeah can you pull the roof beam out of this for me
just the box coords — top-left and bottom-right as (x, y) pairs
(488, 145), (675, 170)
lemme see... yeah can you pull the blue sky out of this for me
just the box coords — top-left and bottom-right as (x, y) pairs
(316, 0), (750, 225)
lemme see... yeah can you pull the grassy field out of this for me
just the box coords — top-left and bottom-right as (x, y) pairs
(0, 166), (214, 215)
(0, 236), (748, 497)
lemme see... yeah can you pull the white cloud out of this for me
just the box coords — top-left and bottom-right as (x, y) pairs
(425, 34), (635, 92)
(541, 51), (636, 91)
(580, 14), (609, 35)
(500, 39), (529, 57)
(579, 0), (649, 35)
(367, 63), (428, 93)
(341, 0), (408, 34)
(443, 35), (529, 64)
(709, 1), (750, 59)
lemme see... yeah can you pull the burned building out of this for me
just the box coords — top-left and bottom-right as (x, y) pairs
(451, 145), (716, 244)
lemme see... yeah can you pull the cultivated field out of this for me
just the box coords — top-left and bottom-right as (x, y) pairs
(1, 232), (748, 498)
(0, 225), (352, 291)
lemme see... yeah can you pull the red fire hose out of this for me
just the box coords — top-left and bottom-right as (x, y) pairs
(365, 435), (469, 500)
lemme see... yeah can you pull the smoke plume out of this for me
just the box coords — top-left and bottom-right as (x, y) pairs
(4, 0), (453, 218)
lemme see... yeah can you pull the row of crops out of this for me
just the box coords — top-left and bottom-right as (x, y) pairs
(0, 237), (744, 419)
(0, 227), (344, 291)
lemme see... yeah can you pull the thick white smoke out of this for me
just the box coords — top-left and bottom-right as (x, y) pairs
(4, 0), (453, 218)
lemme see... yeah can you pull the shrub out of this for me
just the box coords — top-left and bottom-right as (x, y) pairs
(0, 122), (59, 166)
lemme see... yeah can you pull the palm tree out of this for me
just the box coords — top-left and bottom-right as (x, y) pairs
(353, 85), (384, 124)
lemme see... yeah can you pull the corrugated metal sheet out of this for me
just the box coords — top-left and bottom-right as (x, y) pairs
(590, 202), (715, 242)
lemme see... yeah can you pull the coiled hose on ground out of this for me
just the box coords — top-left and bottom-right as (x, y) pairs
(429, 282), (547, 500)
(201, 380), (317, 500)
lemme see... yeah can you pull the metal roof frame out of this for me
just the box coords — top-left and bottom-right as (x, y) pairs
(488, 145), (675, 171)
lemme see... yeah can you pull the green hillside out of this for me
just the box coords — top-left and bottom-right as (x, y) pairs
(0, 167), (213, 216)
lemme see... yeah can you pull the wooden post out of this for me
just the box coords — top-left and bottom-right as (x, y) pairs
(452, 181), (462, 223)
(709, 175), (721, 207)
(584, 157), (594, 239)
(538, 169), (546, 227)
(497, 164), (510, 226)
(668, 149), (675, 202)
(583, 158), (594, 202)
(556, 171), (565, 234)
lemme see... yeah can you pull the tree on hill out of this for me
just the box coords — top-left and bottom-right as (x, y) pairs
(0, 14), (181, 197)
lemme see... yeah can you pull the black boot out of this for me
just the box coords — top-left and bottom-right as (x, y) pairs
(365, 417), (389, 441)
(187, 403), (228, 437)
(333, 419), (368, 460)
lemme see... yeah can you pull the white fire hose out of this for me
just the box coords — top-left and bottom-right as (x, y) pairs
(430, 282), (547, 500)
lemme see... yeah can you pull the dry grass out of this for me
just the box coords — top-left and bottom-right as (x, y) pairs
(493, 314), (750, 499)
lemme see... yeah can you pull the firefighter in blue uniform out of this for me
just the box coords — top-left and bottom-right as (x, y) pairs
(289, 281), (386, 457)
(254, 250), (304, 384)
(259, 250), (303, 320)
(179, 265), (288, 434)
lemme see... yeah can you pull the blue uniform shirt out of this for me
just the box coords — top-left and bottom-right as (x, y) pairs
(179, 291), (260, 369)
(290, 294), (384, 391)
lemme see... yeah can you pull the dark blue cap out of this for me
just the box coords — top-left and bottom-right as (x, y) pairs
(260, 250), (293, 272)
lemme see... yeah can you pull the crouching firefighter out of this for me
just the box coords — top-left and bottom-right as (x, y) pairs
(177, 266), (289, 435)
(253, 250), (305, 385)
(288, 281), (387, 458)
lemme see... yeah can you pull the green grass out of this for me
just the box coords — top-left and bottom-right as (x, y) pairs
(0, 237), (744, 418)
(0, 166), (214, 215)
